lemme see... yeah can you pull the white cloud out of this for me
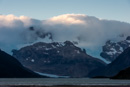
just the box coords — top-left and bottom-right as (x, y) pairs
(0, 14), (130, 59)
(45, 14), (86, 25)
(44, 14), (130, 47)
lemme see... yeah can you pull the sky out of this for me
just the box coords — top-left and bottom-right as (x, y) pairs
(0, 0), (130, 23)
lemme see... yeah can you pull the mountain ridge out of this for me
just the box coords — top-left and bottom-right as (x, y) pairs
(100, 36), (130, 62)
(0, 49), (47, 78)
(89, 47), (130, 78)
(12, 41), (106, 78)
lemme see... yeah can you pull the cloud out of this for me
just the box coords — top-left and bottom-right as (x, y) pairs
(0, 14), (44, 53)
(46, 14), (86, 25)
(0, 14), (130, 59)
(44, 14), (130, 47)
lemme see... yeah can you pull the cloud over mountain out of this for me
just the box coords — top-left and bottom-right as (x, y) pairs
(44, 14), (130, 49)
(0, 14), (130, 58)
(46, 14), (86, 24)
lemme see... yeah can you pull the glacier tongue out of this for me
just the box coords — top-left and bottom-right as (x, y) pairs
(35, 71), (69, 78)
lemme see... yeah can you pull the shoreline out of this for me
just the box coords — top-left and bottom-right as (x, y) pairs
(1, 85), (130, 87)
(0, 78), (130, 87)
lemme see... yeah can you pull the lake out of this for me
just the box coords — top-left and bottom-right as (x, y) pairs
(0, 78), (130, 86)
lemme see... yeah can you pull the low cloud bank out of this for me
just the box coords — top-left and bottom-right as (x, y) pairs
(0, 14), (130, 59)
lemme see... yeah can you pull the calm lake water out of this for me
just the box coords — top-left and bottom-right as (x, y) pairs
(0, 78), (130, 86)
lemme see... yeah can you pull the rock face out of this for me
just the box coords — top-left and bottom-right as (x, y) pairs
(12, 41), (106, 78)
(112, 67), (130, 79)
(100, 36), (130, 62)
(0, 49), (46, 78)
(89, 47), (130, 77)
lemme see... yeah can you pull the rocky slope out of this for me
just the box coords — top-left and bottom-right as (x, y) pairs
(89, 47), (130, 77)
(112, 67), (130, 79)
(100, 36), (130, 62)
(0, 49), (47, 78)
(12, 41), (106, 78)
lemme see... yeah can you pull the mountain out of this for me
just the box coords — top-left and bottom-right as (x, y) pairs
(89, 47), (130, 77)
(100, 36), (130, 62)
(12, 41), (106, 78)
(112, 67), (130, 79)
(0, 49), (47, 78)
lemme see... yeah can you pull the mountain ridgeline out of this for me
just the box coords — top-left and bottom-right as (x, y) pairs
(12, 41), (106, 78)
(0, 49), (47, 78)
(1, 35), (130, 78)
(100, 36), (130, 62)
(89, 47), (130, 78)
(112, 67), (130, 79)
(1, 38), (130, 78)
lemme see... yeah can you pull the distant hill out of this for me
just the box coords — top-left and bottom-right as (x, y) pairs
(0, 49), (47, 78)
